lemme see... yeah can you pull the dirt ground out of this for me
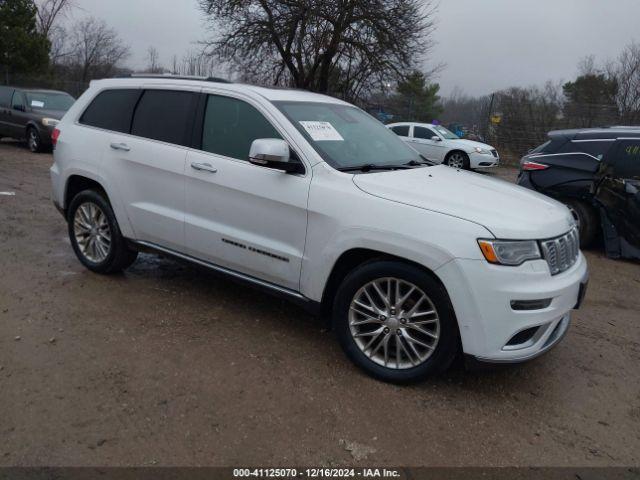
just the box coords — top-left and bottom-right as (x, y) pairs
(1, 140), (639, 467)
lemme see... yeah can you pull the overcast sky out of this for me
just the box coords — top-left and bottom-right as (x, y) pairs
(69, 0), (640, 97)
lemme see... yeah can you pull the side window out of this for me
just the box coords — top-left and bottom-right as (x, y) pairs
(414, 126), (437, 140)
(80, 89), (141, 133)
(131, 90), (198, 147)
(11, 91), (25, 110)
(613, 141), (640, 179)
(390, 125), (410, 137)
(0, 87), (13, 108)
(201, 95), (281, 160)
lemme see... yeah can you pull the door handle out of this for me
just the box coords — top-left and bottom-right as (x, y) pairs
(190, 162), (217, 173)
(110, 142), (130, 152)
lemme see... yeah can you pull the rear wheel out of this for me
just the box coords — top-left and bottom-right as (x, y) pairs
(564, 199), (598, 248)
(67, 190), (138, 274)
(445, 151), (470, 170)
(333, 261), (459, 383)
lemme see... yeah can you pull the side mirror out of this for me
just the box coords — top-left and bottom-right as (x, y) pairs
(249, 138), (303, 174)
(13, 105), (25, 112)
(431, 136), (442, 142)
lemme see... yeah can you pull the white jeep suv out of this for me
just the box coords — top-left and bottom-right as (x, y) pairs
(388, 122), (500, 170)
(50, 76), (588, 383)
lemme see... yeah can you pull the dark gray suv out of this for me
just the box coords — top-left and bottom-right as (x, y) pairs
(0, 86), (75, 152)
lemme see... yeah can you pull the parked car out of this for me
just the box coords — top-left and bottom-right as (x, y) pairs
(517, 127), (640, 257)
(387, 122), (500, 170)
(0, 86), (75, 152)
(50, 76), (588, 383)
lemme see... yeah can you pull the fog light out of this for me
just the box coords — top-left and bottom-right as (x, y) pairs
(510, 299), (552, 311)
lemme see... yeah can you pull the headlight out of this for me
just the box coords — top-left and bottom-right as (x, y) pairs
(478, 239), (541, 266)
(474, 147), (490, 154)
(42, 118), (59, 127)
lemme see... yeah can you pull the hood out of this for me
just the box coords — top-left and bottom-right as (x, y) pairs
(34, 109), (66, 120)
(352, 166), (575, 239)
(450, 139), (495, 152)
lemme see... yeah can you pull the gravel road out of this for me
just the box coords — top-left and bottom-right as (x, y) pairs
(1, 140), (639, 467)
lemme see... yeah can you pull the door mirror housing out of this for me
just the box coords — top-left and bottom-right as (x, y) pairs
(13, 104), (25, 112)
(431, 136), (442, 142)
(249, 138), (303, 173)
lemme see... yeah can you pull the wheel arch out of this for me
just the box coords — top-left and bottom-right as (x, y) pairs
(62, 173), (136, 239)
(319, 248), (452, 319)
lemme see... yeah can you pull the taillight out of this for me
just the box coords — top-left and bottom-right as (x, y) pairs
(51, 128), (60, 148)
(522, 160), (549, 171)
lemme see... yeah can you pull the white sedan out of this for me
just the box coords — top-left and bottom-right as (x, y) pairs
(387, 122), (500, 170)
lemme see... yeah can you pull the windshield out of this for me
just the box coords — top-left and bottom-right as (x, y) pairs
(433, 125), (459, 140)
(274, 101), (425, 170)
(25, 92), (75, 111)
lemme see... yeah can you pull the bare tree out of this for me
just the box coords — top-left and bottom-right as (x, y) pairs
(66, 17), (130, 83)
(35, 0), (74, 37)
(199, 0), (437, 101)
(144, 46), (163, 73)
(609, 42), (640, 124)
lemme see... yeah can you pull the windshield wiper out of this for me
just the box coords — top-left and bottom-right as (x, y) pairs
(337, 164), (413, 173)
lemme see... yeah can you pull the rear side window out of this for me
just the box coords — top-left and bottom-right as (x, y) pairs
(390, 125), (410, 137)
(131, 90), (198, 147)
(201, 95), (281, 160)
(414, 126), (437, 140)
(0, 87), (13, 108)
(80, 89), (141, 133)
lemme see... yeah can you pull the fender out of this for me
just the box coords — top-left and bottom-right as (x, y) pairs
(61, 167), (137, 239)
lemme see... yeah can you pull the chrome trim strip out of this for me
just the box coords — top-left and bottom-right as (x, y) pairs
(132, 240), (307, 301)
(529, 152), (601, 162)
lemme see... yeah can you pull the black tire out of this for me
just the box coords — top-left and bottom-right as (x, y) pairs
(27, 127), (44, 153)
(67, 190), (138, 274)
(333, 260), (460, 383)
(445, 151), (470, 170)
(564, 199), (598, 248)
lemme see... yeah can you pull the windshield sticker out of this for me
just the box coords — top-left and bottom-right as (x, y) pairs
(299, 121), (344, 141)
(31, 101), (45, 108)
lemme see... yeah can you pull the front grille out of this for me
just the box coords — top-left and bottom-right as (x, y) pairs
(540, 228), (580, 275)
(491, 149), (498, 158)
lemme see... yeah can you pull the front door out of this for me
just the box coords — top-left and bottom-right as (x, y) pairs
(409, 126), (447, 163)
(184, 94), (310, 291)
(596, 139), (640, 251)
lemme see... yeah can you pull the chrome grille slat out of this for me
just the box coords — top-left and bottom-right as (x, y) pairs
(541, 228), (580, 275)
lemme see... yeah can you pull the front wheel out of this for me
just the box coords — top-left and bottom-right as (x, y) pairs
(67, 190), (138, 274)
(333, 261), (459, 383)
(27, 127), (44, 153)
(445, 151), (470, 170)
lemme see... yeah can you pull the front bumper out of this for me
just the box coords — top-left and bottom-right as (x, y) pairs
(436, 252), (588, 363)
(469, 152), (500, 169)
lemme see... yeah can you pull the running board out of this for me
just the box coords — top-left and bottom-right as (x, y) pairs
(131, 240), (320, 315)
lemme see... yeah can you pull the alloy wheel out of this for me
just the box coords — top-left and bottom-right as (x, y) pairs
(73, 202), (112, 263)
(28, 130), (39, 152)
(447, 153), (465, 169)
(348, 277), (440, 369)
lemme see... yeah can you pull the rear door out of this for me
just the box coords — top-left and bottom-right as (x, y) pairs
(184, 93), (310, 290)
(596, 139), (640, 249)
(107, 88), (199, 250)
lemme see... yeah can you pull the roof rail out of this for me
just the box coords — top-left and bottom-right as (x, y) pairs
(116, 74), (232, 84)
